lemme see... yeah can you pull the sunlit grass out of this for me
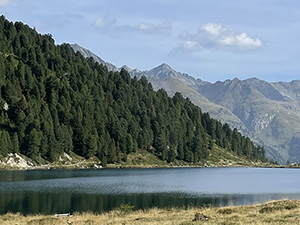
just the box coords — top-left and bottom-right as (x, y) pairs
(1, 200), (300, 225)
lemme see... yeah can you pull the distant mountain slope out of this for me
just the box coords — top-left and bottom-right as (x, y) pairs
(146, 75), (249, 135)
(70, 45), (247, 133)
(71, 44), (300, 164)
(71, 43), (119, 72)
(196, 78), (300, 162)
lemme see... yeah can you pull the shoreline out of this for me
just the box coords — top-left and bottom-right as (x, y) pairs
(0, 147), (279, 170)
(0, 149), (287, 170)
(0, 161), (289, 170)
(0, 163), (287, 170)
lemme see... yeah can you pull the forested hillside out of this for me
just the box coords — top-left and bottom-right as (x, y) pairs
(0, 16), (267, 165)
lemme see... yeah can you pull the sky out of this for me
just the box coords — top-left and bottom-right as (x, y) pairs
(1, 0), (300, 82)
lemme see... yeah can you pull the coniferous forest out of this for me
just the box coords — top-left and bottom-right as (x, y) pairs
(0, 16), (267, 165)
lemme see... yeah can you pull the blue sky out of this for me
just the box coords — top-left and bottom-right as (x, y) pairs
(1, 0), (300, 82)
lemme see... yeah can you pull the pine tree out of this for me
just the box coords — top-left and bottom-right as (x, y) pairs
(27, 129), (42, 160)
(12, 132), (19, 153)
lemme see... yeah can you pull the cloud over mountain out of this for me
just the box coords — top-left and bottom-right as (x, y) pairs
(93, 16), (172, 36)
(172, 23), (263, 54)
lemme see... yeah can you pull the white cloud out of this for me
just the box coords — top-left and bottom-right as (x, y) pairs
(219, 32), (263, 50)
(117, 21), (172, 36)
(93, 16), (116, 29)
(202, 23), (224, 36)
(0, 0), (14, 6)
(137, 21), (172, 35)
(183, 41), (200, 50)
(170, 41), (201, 55)
(93, 16), (172, 36)
(173, 23), (263, 54)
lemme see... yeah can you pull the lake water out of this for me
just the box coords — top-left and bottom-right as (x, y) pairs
(1, 167), (300, 215)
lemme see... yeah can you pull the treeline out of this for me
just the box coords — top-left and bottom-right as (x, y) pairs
(0, 16), (268, 165)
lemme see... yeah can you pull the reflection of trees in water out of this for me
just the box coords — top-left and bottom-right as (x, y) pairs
(0, 192), (238, 215)
(1, 191), (299, 215)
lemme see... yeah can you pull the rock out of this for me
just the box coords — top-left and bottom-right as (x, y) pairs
(192, 213), (210, 221)
(5, 153), (33, 168)
(64, 152), (73, 161)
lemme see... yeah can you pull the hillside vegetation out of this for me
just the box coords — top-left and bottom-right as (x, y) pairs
(75, 43), (300, 164)
(0, 16), (268, 166)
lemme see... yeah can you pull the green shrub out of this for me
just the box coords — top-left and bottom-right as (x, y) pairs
(117, 203), (135, 215)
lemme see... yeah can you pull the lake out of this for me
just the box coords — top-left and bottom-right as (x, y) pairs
(1, 167), (300, 215)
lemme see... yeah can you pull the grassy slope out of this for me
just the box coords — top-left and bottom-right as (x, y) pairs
(117, 144), (271, 168)
(1, 200), (300, 225)
(0, 144), (272, 169)
(205, 145), (266, 167)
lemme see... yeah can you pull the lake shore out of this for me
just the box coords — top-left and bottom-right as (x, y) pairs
(0, 147), (277, 170)
(1, 199), (299, 225)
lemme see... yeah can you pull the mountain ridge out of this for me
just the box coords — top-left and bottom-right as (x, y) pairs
(0, 17), (268, 167)
(71, 43), (300, 164)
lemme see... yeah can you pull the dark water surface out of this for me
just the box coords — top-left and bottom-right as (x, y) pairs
(1, 167), (300, 214)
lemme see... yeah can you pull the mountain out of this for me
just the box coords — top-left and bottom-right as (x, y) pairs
(70, 45), (246, 130)
(0, 16), (267, 166)
(71, 44), (300, 164)
(145, 74), (249, 135)
(195, 78), (300, 163)
(71, 43), (119, 72)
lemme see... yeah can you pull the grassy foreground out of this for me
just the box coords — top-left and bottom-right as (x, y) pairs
(1, 200), (300, 225)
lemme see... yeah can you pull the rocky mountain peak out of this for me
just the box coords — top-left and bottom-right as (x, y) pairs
(120, 65), (133, 72)
(159, 63), (173, 70)
(71, 43), (119, 72)
(70, 43), (105, 64)
(146, 63), (179, 78)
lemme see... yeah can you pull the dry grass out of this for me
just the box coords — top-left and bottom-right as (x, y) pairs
(1, 200), (300, 225)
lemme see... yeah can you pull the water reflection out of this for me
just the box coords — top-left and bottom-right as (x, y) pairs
(2, 191), (300, 215)
(1, 168), (300, 215)
(0, 192), (253, 214)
